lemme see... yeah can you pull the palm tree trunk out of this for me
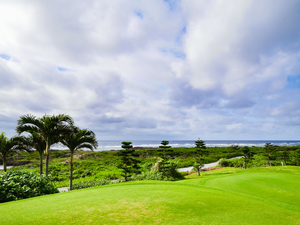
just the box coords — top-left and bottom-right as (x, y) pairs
(267, 149), (270, 166)
(3, 156), (7, 172)
(45, 154), (49, 177)
(45, 142), (50, 177)
(39, 152), (43, 176)
(70, 153), (73, 191)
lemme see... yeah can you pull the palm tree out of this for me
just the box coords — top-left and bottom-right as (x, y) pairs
(265, 143), (274, 166)
(241, 146), (253, 169)
(16, 114), (74, 177)
(0, 132), (27, 172)
(22, 133), (46, 175)
(192, 161), (204, 176)
(61, 127), (98, 190)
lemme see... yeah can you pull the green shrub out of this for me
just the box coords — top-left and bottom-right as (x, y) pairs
(0, 170), (58, 203)
(130, 161), (184, 181)
(72, 178), (121, 190)
(228, 158), (244, 168)
(250, 155), (268, 167)
(130, 171), (164, 181)
(218, 158), (229, 167)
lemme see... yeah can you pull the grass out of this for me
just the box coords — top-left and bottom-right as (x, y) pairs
(1, 166), (300, 224)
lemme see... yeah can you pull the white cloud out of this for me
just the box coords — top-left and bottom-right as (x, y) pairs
(0, 0), (300, 139)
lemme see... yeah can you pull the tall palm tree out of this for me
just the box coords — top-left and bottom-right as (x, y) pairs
(22, 133), (46, 175)
(0, 132), (27, 172)
(241, 146), (253, 169)
(61, 127), (98, 190)
(16, 114), (74, 176)
(265, 143), (274, 166)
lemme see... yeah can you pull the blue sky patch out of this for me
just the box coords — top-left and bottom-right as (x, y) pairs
(57, 67), (69, 72)
(0, 54), (11, 60)
(176, 26), (187, 44)
(160, 48), (186, 59)
(135, 10), (143, 19)
(286, 75), (300, 89)
(164, 0), (177, 11)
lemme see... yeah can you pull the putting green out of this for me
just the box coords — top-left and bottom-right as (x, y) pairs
(1, 167), (300, 224)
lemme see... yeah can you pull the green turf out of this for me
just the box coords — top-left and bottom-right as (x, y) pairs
(1, 166), (300, 224)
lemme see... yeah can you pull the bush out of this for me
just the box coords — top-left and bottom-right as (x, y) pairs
(130, 161), (184, 181)
(218, 158), (229, 167)
(250, 155), (268, 167)
(72, 178), (122, 190)
(228, 158), (244, 168)
(130, 171), (164, 181)
(0, 170), (58, 203)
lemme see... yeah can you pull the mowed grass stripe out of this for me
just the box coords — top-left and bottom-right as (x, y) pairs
(181, 167), (300, 212)
(1, 167), (300, 224)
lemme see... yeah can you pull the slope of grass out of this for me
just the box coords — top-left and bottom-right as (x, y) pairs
(1, 167), (300, 224)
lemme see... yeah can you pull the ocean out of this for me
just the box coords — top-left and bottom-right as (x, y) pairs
(94, 140), (300, 151)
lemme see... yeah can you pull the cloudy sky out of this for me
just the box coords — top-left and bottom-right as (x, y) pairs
(1, 0), (300, 140)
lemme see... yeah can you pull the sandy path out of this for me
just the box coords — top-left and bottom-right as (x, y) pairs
(177, 156), (243, 172)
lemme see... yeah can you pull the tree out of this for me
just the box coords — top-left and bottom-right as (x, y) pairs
(194, 139), (208, 162)
(264, 143), (275, 166)
(21, 133), (46, 176)
(0, 132), (27, 172)
(121, 141), (133, 150)
(278, 146), (289, 166)
(61, 127), (98, 190)
(16, 114), (74, 177)
(192, 162), (204, 176)
(158, 140), (173, 160)
(117, 142), (140, 181)
(193, 139), (208, 176)
(241, 146), (253, 169)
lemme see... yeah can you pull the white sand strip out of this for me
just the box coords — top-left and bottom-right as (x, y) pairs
(177, 156), (243, 172)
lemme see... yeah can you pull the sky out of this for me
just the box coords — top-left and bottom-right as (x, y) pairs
(1, 0), (300, 140)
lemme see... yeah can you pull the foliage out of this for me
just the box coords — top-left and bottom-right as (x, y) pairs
(157, 140), (173, 159)
(16, 114), (74, 177)
(218, 158), (229, 167)
(152, 160), (183, 180)
(290, 149), (300, 166)
(192, 161), (204, 176)
(21, 132), (46, 175)
(72, 178), (122, 190)
(0, 170), (58, 203)
(241, 146), (254, 169)
(264, 143), (275, 166)
(277, 146), (289, 166)
(130, 170), (165, 181)
(117, 142), (141, 181)
(6, 145), (300, 188)
(121, 141), (133, 150)
(219, 155), (271, 168)
(194, 138), (208, 163)
(60, 127), (98, 190)
(0, 132), (28, 172)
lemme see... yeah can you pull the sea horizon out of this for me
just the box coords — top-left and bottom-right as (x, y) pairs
(89, 140), (300, 151)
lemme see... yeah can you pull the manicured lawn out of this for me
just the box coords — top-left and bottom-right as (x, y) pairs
(1, 167), (300, 224)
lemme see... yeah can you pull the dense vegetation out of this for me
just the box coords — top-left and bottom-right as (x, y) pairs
(2, 144), (300, 188)
(0, 170), (58, 203)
